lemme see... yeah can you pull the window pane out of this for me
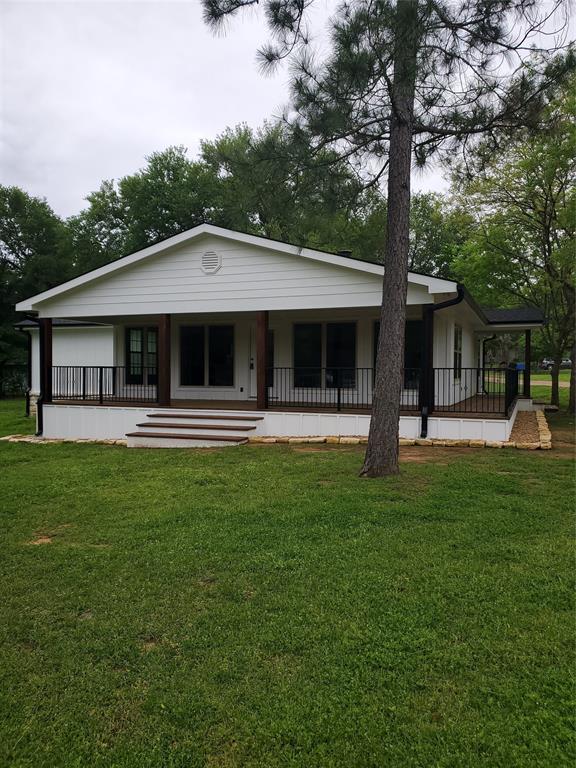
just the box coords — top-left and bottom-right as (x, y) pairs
(180, 326), (205, 386)
(374, 320), (423, 389)
(454, 325), (462, 379)
(294, 324), (321, 388)
(126, 328), (143, 384)
(266, 330), (274, 388)
(326, 323), (356, 388)
(208, 326), (234, 386)
(145, 328), (158, 385)
(404, 320), (423, 389)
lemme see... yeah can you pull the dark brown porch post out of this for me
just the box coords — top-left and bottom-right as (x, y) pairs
(157, 314), (171, 406)
(524, 329), (531, 397)
(39, 318), (53, 404)
(256, 310), (269, 410)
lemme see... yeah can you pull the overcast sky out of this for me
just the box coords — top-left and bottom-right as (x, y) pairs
(1, 0), (450, 218)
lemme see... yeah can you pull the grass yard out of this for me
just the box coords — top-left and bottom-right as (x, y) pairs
(531, 384), (570, 410)
(0, 399), (574, 768)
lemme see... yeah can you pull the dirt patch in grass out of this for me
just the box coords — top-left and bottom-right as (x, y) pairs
(28, 534), (53, 545)
(198, 575), (218, 587)
(140, 636), (160, 652)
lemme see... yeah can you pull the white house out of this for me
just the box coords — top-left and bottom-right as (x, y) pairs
(15, 224), (542, 447)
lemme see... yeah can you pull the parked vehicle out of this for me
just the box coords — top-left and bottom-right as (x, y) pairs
(540, 358), (572, 371)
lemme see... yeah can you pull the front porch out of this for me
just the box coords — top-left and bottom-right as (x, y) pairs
(33, 303), (535, 446)
(51, 366), (524, 419)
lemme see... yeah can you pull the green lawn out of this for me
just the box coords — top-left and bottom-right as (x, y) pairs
(531, 384), (570, 410)
(532, 370), (571, 381)
(0, 400), (574, 768)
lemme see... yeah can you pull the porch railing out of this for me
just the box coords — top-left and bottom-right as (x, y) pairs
(268, 367), (420, 411)
(51, 366), (158, 403)
(48, 364), (521, 416)
(431, 366), (520, 415)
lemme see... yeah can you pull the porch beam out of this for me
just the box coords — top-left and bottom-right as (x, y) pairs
(256, 310), (269, 410)
(157, 314), (171, 406)
(524, 329), (531, 397)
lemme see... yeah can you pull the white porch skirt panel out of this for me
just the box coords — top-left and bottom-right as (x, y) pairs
(41, 402), (521, 443)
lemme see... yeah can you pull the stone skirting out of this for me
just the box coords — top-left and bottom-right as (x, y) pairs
(1, 411), (552, 451)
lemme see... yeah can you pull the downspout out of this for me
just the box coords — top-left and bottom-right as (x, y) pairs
(420, 284), (465, 438)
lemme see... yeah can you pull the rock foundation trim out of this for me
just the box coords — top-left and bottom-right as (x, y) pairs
(0, 435), (128, 446)
(0, 411), (551, 451)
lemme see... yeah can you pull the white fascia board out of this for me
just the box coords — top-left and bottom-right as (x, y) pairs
(482, 323), (543, 331)
(15, 222), (456, 311)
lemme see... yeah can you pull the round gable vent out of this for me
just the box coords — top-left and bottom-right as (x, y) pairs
(201, 250), (221, 274)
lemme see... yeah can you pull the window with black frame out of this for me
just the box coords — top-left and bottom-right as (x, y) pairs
(126, 327), (158, 385)
(208, 326), (234, 386)
(293, 324), (322, 388)
(326, 323), (356, 388)
(373, 320), (423, 389)
(266, 330), (274, 388)
(180, 326), (204, 386)
(454, 324), (463, 381)
(180, 325), (234, 387)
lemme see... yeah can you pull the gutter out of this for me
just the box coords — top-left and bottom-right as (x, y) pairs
(420, 284), (465, 438)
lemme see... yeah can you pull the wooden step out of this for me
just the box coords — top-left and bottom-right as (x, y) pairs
(126, 431), (247, 443)
(146, 413), (263, 421)
(136, 422), (256, 431)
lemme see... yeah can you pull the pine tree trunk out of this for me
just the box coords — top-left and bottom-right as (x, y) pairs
(569, 342), (575, 414)
(361, 0), (419, 478)
(550, 359), (561, 407)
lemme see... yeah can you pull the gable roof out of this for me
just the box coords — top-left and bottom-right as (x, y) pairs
(14, 318), (108, 329)
(16, 223), (457, 312)
(482, 307), (545, 325)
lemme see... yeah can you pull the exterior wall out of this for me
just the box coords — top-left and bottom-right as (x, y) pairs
(112, 307), (423, 405)
(35, 234), (433, 318)
(29, 326), (114, 395)
(41, 404), (515, 442)
(432, 307), (479, 407)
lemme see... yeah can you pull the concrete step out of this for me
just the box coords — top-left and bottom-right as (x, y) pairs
(126, 431), (248, 449)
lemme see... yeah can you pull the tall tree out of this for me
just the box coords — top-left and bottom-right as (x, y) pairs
(452, 76), (576, 410)
(202, 0), (572, 476)
(69, 129), (389, 271)
(0, 186), (73, 385)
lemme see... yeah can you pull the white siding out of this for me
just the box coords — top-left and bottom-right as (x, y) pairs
(42, 404), (513, 442)
(110, 307), (422, 403)
(37, 234), (432, 318)
(29, 327), (114, 394)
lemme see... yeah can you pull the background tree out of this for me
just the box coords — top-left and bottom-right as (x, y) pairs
(0, 186), (73, 389)
(408, 193), (473, 275)
(452, 76), (575, 410)
(69, 127), (390, 271)
(202, 0), (573, 476)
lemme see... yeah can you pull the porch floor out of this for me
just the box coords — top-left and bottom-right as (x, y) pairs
(50, 394), (512, 419)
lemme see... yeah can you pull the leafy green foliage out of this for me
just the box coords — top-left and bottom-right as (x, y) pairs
(0, 186), (74, 370)
(452, 77), (575, 403)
